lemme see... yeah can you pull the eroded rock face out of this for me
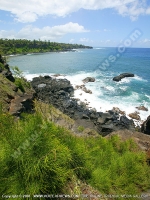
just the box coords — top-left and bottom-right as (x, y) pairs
(141, 116), (150, 135)
(0, 55), (15, 82)
(0, 55), (35, 115)
(113, 73), (134, 82)
(9, 94), (35, 115)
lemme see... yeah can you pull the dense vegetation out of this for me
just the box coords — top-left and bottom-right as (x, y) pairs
(0, 101), (150, 200)
(0, 39), (92, 55)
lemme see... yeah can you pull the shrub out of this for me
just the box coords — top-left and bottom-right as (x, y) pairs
(11, 66), (31, 92)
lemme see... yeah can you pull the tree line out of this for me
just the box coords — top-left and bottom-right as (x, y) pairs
(0, 38), (92, 55)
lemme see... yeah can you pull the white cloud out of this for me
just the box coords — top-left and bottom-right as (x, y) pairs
(103, 29), (111, 32)
(146, 7), (150, 14)
(0, 22), (88, 40)
(0, 0), (150, 23)
(143, 39), (150, 43)
(80, 38), (89, 42)
(116, 0), (147, 21)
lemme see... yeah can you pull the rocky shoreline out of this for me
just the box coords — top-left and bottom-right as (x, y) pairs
(31, 74), (150, 136)
(31, 75), (138, 136)
(0, 53), (150, 136)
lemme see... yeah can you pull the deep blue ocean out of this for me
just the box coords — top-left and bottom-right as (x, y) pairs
(8, 47), (150, 122)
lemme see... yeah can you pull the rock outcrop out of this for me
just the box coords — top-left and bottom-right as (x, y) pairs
(136, 106), (148, 111)
(0, 55), (35, 115)
(128, 112), (141, 120)
(141, 115), (150, 135)
(113, 73), (134, 82)
(82, 77), (95, 83)
(0, 55), (15, 82)
(75, 85), (92, 94)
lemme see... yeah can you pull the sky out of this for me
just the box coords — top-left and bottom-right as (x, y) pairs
(0, 0), (150, 47)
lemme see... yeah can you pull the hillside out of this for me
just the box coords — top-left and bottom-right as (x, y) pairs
(0, 55), (150, 200)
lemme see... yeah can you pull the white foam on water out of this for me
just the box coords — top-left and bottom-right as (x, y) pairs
(117, 77), (132, 84)
(24, 70), (150, 123)
(134, 75), (148, 82)
(67, 72), (150, 123)
(145, 94), (150, 99)
(94, 48), (106, 50)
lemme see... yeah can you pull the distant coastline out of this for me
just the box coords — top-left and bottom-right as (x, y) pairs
(0, 38), (93, 56)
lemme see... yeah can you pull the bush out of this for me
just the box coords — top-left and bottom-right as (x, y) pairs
(11, 66), (31, 92)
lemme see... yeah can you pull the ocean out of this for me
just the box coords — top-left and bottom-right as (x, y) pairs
(8, 47), (150, 123)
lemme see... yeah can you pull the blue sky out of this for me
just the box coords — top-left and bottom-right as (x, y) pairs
(0, 0), (150, 47)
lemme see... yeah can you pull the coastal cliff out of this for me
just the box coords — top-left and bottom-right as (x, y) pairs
(0, 55), (150, 198)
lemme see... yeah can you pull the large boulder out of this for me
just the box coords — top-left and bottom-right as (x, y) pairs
(141, 116), (150, 135)
(31, 76), (74, 96)
(136, 106), (148, 111)
(9, 93), (35, 115)
(113, 73), (134, 82)
(82, 77), (95, 83)
(128, 112), (141, 120)
(119, 115), (135, 130)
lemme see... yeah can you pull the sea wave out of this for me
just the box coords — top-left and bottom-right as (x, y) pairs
(24, 70), (150, 122)
(133, 75), (148, 82)
(94, 47), (105, 50)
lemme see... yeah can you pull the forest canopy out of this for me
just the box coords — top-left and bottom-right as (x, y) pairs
(0, 38), (92, 55)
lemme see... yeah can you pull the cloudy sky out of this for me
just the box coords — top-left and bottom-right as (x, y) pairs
(0, 0), (150, 47)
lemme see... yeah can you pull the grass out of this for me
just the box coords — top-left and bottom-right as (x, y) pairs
(11, 66), (31, 93)
(0, 62), (5, 70)
(0, 102), (150, 199)
(77, 126), (85, 132)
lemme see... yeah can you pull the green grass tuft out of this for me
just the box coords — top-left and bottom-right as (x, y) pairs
(0, 102), (150, 199)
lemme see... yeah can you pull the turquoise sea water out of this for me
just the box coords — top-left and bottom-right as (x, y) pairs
(8, 47), (150, 122)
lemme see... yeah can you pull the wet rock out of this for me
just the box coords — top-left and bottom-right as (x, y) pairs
(112, 107), (126, 115)
(128, 112), (141, 120)
(75, 84), (92, 94)
(136, 106), (148, 111)
(113, 73), (134, 82)
(82, 87), (92, 94)
(31, 76), (136, 135)
(53, 74), (61, 77)
(82, 77), (95, 83)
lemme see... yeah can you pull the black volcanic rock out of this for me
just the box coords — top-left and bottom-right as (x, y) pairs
(113, 73), (134, 82)
(31, 76), (136, 135)
(141, 115), (150, 135)
(0, 55), (15, 82)
(82, 77), (95, 83)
